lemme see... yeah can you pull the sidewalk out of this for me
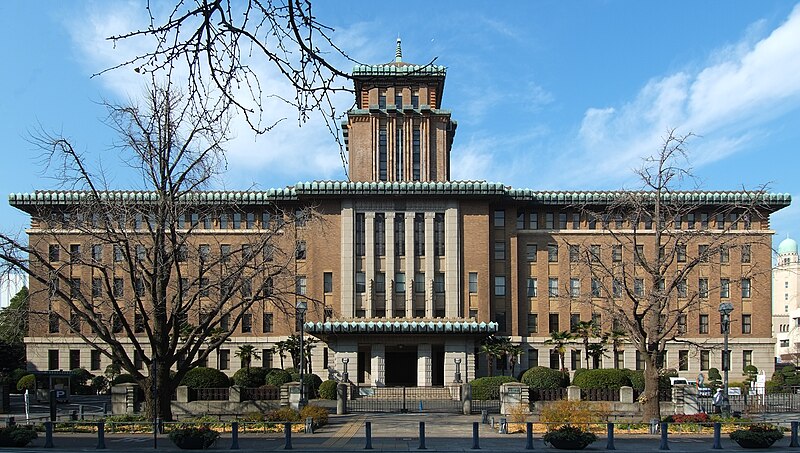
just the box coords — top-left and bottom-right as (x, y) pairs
(22, 413), (800, 452)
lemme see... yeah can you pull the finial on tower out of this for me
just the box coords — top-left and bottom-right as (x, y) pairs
(395, 38), (403, 63)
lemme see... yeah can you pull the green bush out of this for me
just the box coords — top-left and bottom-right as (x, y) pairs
(542, 424), (597, 449)
(624, 370), (645, 391)
(304, 374), (323, 398)
(300, 404), (329, 429)
(264, 407), (301, 422)
(91, 375), (109, 394)
(16, 374), (35, 392)
(168, 426), (219, 449)
(0, 426), (38, 447)
(180, 367), (229, 389)
(470, 376), (517, 399)
(729, 424), (783, 448)
(111, 373), (138, 386)
(232, 368), (268, 388)
(8, 369), (28, 393)
(265, 369), (293, 387)
(521, 367), (569, 389)
(318, 380), (338, 400)
(572, 369), (632, 389)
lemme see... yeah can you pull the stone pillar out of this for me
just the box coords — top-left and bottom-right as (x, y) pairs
(385, 211), (395, 318)
(418, 343), (432, 387)
(176, 386), (190, 403)
(334, 340), (358, 384)
(444, 203), (460, 318)
(111, 384), (137, 415)
(424, 212), (435, 318)
(371, 344), (386, 387)
(444, 341), (467, 384)
(405, 213), (415, 318)
(364, 212), (376, 318)
(340, 201), (355, 317)
(567, 385), (581, 401)
(619, 386), (634, 404)
(286, 382), (301, 410)
(229, 385), (242, 403)
(500, 382), (530, 416)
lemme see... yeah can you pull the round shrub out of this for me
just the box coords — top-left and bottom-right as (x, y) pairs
(572, 369), (632, 389)
(304, 374), (323, 398)
(232, 368), (268, 388)
(265, 369), (292, 387)
(9, 369), (29, 393)
(111, 373), (138, 386)
(16, 374), (35, 392)
(300, 404), (329, 429)
(169, 426), (219, 449)
(265, 407), (301, 422)
(624, 370), (645, 391)
(319, 380), (338, 400)
(180, 367), (229, 389)
(470, 376), (517, 400)
(521, 367), (569, 389)
(0, 426), (38, 447)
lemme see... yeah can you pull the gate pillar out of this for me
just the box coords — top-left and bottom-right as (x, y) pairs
(371, 344), (386, 387)
(418, 344), (432, 387)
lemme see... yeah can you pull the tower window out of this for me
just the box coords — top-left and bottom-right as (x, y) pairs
(378, 89), (387, 109)
(395, 125), (404, 180)
(411, 89), (419, 109)
(378, 126), (387, 181)
(412, 128), (421, 181)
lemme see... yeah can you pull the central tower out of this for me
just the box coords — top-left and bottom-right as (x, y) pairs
(343, 40), (457, 182)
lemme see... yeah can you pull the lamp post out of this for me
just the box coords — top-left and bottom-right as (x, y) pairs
(296, 300), (308, 407)
(454, 358), (462, 383)
(719, 302), (734, 416)
(341, 357), (350, 383)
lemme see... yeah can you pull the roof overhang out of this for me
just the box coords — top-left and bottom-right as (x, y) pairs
(304, 319), (498, 336)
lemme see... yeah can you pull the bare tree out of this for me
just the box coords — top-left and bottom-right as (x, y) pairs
(566, 129), (774, 421)
(0, 81), (318, 420)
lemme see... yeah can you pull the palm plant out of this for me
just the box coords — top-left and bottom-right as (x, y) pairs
(273, 340), (288, 369)
(235, 344), (260, 372)
(545, 331), (573, 371)
(505, 343), (524, 377)
(572, 320), (600, 369)
(608, 329), (627, 367)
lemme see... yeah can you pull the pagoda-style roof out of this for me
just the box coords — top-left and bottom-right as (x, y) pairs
(304, 319), (499, 335)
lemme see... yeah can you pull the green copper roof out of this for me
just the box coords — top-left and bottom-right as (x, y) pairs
(507, 190), (792, 206)
(304, 319), (499, 335)
(293, 181), (507, 196)
(352, 63), (447, 77)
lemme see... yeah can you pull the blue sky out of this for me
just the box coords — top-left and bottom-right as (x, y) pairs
(1, 1), (799, 249)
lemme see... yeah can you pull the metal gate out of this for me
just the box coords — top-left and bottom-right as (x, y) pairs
(349, 386), (463, 413)
(698, 393), (800, 414)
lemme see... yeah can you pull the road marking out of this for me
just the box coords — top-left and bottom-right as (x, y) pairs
(321, 416), (364, 449)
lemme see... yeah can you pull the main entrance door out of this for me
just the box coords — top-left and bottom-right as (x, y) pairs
(385, 345), (417, 386)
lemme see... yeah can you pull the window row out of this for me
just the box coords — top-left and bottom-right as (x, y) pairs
(48, 242), (289, 264)
(513, 277), (752, 299)
(522, 311), (752, 336)
(522, 348), (753, 373)
(496, 209), (754, 231)
(355, 212), (445, 257)
(355, 272), (446, 294)
(48, 310), (280, 335)
(511, 243), (752, 265)
(48, 209), (310, 231)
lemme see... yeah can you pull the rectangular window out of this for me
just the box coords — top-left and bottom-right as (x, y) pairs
(434, 213), (445, 256)
(355, 213), (365, 256)
(529, 213), (538, 229)
(469, 272), (478, 294)
(375, 272), (385, 293)
(220, 244), (231, 263)
(720, 278), (730, 298)
(570, 313), (580, 331)
(677, 244), (686, 262)
(91, 278), (102, 298)
(395, 93), (403, 109)
(569, 244), (579, 262)
(323, 272), (333, 293)
(674, 215), (682, 230)
(527, 314), (538, 335)
(261, 212), (271, 229)
(245, 212), (255, 229)
(296, 276), (307, 296)
(699, 314), (709, 334)
(414, 213), (425, 256)
(494, 276), (506, 296)
(699, 278), (709, 298)
(571, 350), (581, 370)
(743, 350), (752, 368)
(614, 351), (624, 369)
(90, 350), (101, 371)
(219, 213), (229, 229)
(590, 245), (600, 262)
(558, 213), (567, 229)
(434, 273), (445, 294)
(635, 351), (645, 371)
(374, 213), (386, 256)
(572, 213), (581, 229)
(199, 277), (210, 297)
(395, 125), (404, 180)
(612, 245), (622, 262)
(700, 350), (710, 371)
(742, 314), (752, 334)
(678, 350), (689, 371)
(355, 272), (366, 293)
(241, 313), (252, 333)
(716, 213), (725, 230)
(741, 278), (751, 298)
(720, 246), (730, 263)
(588, 214), (597, 230)
(545, 213), (554, 229)
(528, 349), (539, 368)
(262, 313), (273, 333)
(615, 214), (624, 229)
(570, 278), (580, 298)
(112, 278), (124, 297)
(741, 244), (751, 263)
(69, 244), (81, 263)
(526, 244), (537, 261)
(591, 279), (601, 297)
(48, 350), (59, 370)
(678, 314), (687, 334)
(90, 244), (103, 263)
(411, 89), (419, 108)
(517, 211), (525, 230)
(548, 278), (558, 297)
(494, 241), (506, 260)
(612, 279), (622, 298)
(677, 279), (687, 298)
(232, 212), (242, 229)
(295, 241), (307, 260)
(526, 278), (538, 297)
(493, 210), (505, 227)
(378, 126), (387, 181)
(548, 244), (558, 262)
(549, 313), (559, 333)
(550, 351), (560, 369)
(414, 272), (425, 293)
(218, 349), (230, 370)
(394, 214), (405, 256)
(395, 273), (406, 293)
(634, 278), (644, 297)
(49, 312), (59, 333)
(134, 278), (145, 297)
(412, 128), (421, 181)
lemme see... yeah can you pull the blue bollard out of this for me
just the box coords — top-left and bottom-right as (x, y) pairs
(419, 400), (423, 412)
(606, 422), (615, 450)
(419, 421), (427, 450)
(44, 421), (54, 448)
(472, 421), (480, 449)
(97, 421), (106, 449)
(284, 422), (292, 450)
(525, 422), (533, 450)
(365, 421), (373, 450)
(791, 421), (799, 448)
(231, 421), (240, 450)
(659, 422), (669, 450)
(712, 422), (722, 449)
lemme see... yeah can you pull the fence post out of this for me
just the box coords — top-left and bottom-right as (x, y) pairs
(525, 422), (533, 450)
(230, 421), (239, 450)
(44, 421), (54, 448)
(606, 423), (615, 450)
(418, 421), (427, 450)
(659, 422), (669, 451)
(712, 422), (721, 449)
(364, 421), (372, 450)
(284, 422), (292, 450)
(791, 421), (799, 448)
(96, 421), (106, 449)
(472, 421), (480, 449)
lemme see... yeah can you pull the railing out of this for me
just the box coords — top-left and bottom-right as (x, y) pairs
(582, 388), (620, 401)
(193, 388), (230, 401)
(241, 387), (280, 401)
(632, 388), (672, 402)
(530, 388), (567, 401)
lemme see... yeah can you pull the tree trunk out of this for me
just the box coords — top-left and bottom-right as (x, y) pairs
(142, 363), (176, 421)
(641, 353), (660, 422)
(584, 339), (590, 369)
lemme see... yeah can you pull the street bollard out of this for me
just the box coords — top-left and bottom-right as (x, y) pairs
(481, 409), (489, 424)
(231, 421), (239, 450)
(525, 422), (533, 450)
(80, 405), (85, 420)
(365, 421), (373, 450)
(419, 400), (424, 412)
(97, 422), (106, 450)
(499, 418), (508, 434)
(284, 422), (292, 450)
(791, 421), (799, 448)
(472, 421), (480, 449)
(419, 421), (427, 450)
(606, 423), (615, 450)
(712, 422), (721, 449)
(103, 402), (108, 415)
(659, 422), (669, 451)
(44, 421), (54, 448)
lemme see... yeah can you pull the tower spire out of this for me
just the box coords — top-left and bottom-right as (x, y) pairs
(395, 38), (403, 63)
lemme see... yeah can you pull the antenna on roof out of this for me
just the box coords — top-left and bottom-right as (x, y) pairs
(395, 38), (403, 63)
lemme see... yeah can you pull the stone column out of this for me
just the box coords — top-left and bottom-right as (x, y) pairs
(334, 339), (358, 384)
(370, 344), (385, 387)
(364, 212), (376, 318)
(340, 201), (355, 317)
(444, 340), (467, 384)
(424, 212), (435, 318)
(405, 213), (415, 318)
(444, 203), (460, 318)
(417, 343), (432, 387)
(385, 211), (395, 318)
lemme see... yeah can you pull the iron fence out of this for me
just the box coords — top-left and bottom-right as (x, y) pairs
(582, 388), (620, 401)
(193, 388), (230, 401)
(349, 386), (463, 413)
(241, 387), (280, 401)
(530, 388), (567, 401)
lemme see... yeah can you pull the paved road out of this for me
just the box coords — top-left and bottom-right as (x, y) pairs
(15, 412), (800, 452)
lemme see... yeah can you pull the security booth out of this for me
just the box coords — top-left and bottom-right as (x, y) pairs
(33, 371), (72, 403)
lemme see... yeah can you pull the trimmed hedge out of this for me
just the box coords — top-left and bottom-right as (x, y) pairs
(572, 369), (632, 389)
(521, 367), (569, 389)
(232, 368), (268, 388)
(180, 367), (230, 389)
(16, 374), (35, 392)
(319, 380), (338, 400)
(625, 370), (645, 391)
(265, 369), (293, 387)
(111, 374), (138, 386)
(470, 376), (517, 400)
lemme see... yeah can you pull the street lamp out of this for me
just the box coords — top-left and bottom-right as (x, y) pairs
(296, 300), (308, 406)
(719, 302), (734, 415)
(454, 358), (462, 383)
(341, 357), (350, 383)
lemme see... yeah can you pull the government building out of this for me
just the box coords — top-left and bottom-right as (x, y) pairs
(12, 41), (790, 387)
